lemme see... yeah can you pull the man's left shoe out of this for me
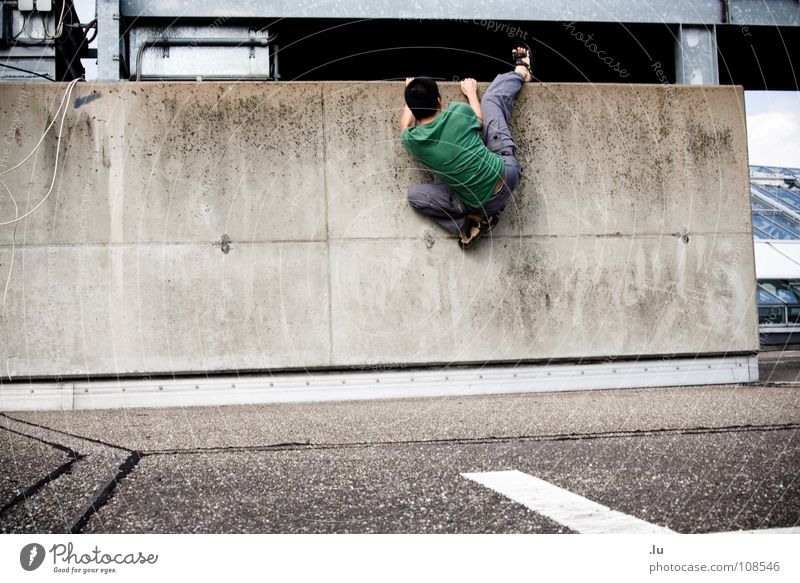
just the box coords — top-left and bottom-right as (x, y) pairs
(458, 215), (484, 250)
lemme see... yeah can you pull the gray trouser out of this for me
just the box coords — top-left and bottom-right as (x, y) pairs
(407, 71), (524, 235)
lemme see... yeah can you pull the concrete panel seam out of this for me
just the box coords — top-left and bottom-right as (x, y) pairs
(323, 232), (755, 242)
(0, 240), (333, 248)
(0, 231), (760, 250)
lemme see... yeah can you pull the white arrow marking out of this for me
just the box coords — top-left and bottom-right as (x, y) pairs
(461, 470), (674, 534)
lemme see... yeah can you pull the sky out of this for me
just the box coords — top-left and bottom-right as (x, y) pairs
(745, 91), (800, 169)
(71, 0), (799, 169)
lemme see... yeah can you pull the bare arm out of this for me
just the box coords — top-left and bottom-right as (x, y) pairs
(460, 78), (483, 129)
(400, 77), (416, 131)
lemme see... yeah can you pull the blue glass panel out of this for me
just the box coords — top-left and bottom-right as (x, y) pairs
(758, 287), (782, 303)
(775, 287), (800, 303)
(752, 213), (796, 239)
(753, 226), (771, 239)
(762, 185), (800, 211)
(751, 196), (771, 211)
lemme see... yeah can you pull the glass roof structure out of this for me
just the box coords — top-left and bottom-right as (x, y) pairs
(751, 166), (800, 337)
(751, 166), (800, 240)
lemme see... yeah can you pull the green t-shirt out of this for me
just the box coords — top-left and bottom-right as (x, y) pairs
(401, 102), (504, 209)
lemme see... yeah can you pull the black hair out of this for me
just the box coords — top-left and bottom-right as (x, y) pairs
(404, 77), (441, 121)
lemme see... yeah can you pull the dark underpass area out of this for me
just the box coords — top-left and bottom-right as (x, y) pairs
(249, 18), (798, 89)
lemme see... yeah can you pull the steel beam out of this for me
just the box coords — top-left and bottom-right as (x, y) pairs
(675, 24), (720, 85)
(96, 0), (120, 80)
(118, 0), (800, 26)
(727, 0), (800, 26)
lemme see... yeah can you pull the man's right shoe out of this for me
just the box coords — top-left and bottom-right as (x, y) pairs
(512, 41), (532, 78)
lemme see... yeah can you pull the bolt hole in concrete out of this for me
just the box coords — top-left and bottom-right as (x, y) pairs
(423, 229), (435, 249)
(218, 234), (232, 254)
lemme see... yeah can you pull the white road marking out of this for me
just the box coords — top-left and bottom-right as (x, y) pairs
(462, 470), (799, 535)
(461, 470), (675, 534)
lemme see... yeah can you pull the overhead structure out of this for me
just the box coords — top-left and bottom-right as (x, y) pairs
(0, 1), (92, 82)
(3, 1), (798, 85)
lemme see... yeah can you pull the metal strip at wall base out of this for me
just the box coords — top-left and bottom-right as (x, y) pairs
(0, 355), (758, 412)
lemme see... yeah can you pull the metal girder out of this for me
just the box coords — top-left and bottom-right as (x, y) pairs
(118, 0), (800, 26)
(727, 0), (800, 26)
(97, 0), (120, 80)
(675, 24), (720, 85)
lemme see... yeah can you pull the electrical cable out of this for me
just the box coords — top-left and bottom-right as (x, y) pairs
(0, 77), (77, 179)
(0, 178), (17, 382)
(10, 10), (47, 43)
(1, 181), (18, 315)
(53, 0), (67, 39)
(0, 77), (82, 226)
(11, 11), (29, 40)
(41, 0), (67, 40)
(22, 8), (47, 41)
(0, 62), (54, 81)
(11, 2), (66, 42)
(0, 78), (82, 361)
(83, 19), (98, 45)
(766, 241), (800, 270)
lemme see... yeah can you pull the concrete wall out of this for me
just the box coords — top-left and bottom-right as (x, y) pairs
(0, 80), (757, 378)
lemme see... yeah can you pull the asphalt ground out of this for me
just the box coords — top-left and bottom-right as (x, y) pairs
(1, 352), (799, 534)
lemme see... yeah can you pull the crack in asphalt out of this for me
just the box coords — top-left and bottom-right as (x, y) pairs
(0, 413), (131, 453)
(139, 423), (800, 456)
(0, 453), (85, 516)
(4, 410), (798, 457)
(1, 415), (133, 533)
(69, 451), (143, 534)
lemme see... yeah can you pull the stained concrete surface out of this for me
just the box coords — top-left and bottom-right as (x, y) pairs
(0, 83), (327, 245)
(330, 235), (754, 364)
(0, 81), (757, 378)
(0, 243), (331, 374)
